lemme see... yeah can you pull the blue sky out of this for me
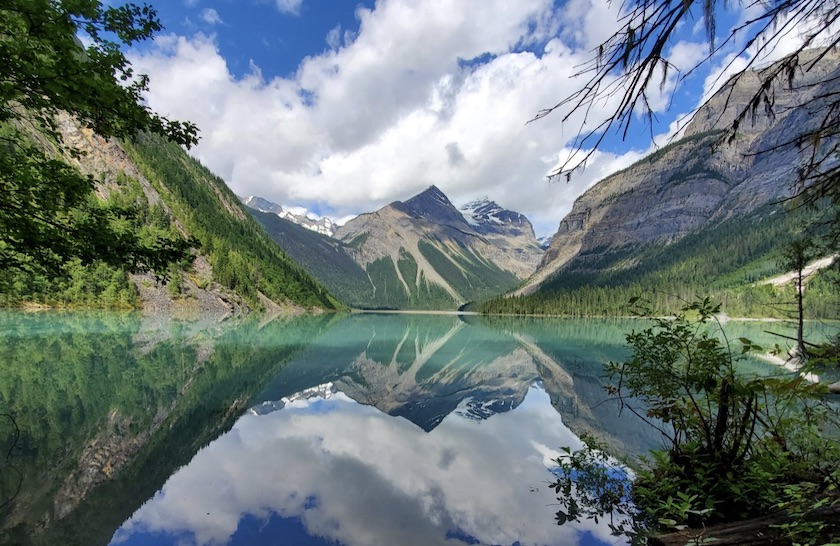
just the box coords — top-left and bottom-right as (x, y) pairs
(126, 0), (804, 237)
(152, 1), (376, 81)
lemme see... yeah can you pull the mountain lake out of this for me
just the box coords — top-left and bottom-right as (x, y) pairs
(1, 310), (837, 546)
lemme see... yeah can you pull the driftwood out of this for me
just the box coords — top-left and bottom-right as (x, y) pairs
(648, 504), (840, 546)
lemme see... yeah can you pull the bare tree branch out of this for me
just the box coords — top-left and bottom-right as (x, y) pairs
(537, 0), (840, 202)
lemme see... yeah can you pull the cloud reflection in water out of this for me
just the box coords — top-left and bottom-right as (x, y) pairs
(110, 384), (621, 546)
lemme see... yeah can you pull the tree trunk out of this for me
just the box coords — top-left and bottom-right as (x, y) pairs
(796, 268), (806, 358)
(648, 504), (840, 546)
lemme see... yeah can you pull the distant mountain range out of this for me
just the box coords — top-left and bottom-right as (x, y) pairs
(249, 185), (544, 309)
(29, 47), (836, 316)
(336, 185), (542, 308)
(241, 196), (338, 237)
(242, 192), (540, 249)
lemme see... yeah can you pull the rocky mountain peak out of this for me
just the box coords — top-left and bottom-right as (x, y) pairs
(459, 198), (536, 239)
(391, 185), (468, 227)
(332, 185), (544, 307)
(415, 184), (450, 205)
(243, 196), (283, 215)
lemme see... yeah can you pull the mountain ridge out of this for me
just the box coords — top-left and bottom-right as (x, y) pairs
(332, 185), (543, 308)
(242, 195), (337, 237)
(518, 48), (840, 296)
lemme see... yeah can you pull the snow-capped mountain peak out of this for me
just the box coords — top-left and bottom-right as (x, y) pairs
(277, 210), (337, 237)
(460, 198), (507, 227)
(458, 198), (535, 239)
(453, 396), (517, 422)
(243, 195), (283, 215)
(241, 196), (337, 238)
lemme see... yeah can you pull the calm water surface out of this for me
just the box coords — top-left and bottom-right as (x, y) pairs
(0, 311), (823, 546)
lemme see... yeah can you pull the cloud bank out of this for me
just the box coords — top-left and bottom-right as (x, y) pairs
(129, 0), (739, 236)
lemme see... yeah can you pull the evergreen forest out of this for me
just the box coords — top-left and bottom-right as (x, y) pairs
(124, 133), (341, 311)
(481, 204), (840, 319)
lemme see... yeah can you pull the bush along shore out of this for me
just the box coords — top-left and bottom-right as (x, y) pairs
(550, 298), (840, 545)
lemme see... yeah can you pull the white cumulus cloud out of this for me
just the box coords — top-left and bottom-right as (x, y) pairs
(274, 0), (303, 16)
(199, 8), (222, 26)
(128, 0), (731, 238)
(112, 386), (617, 546)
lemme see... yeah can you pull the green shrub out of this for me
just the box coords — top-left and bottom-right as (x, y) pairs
(551, 298), (840, 544)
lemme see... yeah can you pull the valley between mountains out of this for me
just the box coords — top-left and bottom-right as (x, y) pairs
(5, 4), (840, 546)
(245, 186), (543, 310)
(4, 49), (840, 318)
(239, 48), (840, 317)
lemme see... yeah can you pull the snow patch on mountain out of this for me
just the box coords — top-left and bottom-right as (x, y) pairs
(460, 198), (506, 227)
(249, 382), (336, 416)
(537, 235), (553, 249)
(453, 396), (517, 422)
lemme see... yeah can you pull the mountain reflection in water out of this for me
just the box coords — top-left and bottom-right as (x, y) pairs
(4, 311), (798, 545)
(111, 383), (612, 546)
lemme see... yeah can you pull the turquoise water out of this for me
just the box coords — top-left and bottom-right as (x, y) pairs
(0, 311), (825, 546)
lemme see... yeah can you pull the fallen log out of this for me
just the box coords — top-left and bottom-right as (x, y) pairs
(648, 504), (840, 546)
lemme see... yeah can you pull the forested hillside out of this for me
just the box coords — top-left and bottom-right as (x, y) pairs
(248, 210), (375, 307)
(0, 0), (201, 310)
(124, 133), (340, 311)
(0, 0), (339, 312)
(482, 204), (840, 317)
(0, 120), (189, 309)
(0, 123), (341, 312)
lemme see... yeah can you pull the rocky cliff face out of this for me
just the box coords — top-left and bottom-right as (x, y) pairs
(51, 113), (330, 313)
(334, 186), (543, 307)
(520, 48), (840, 294)
(54, 115), (242, 314)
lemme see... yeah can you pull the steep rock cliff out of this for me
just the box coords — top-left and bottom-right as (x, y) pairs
(520, 48), (840, 294)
